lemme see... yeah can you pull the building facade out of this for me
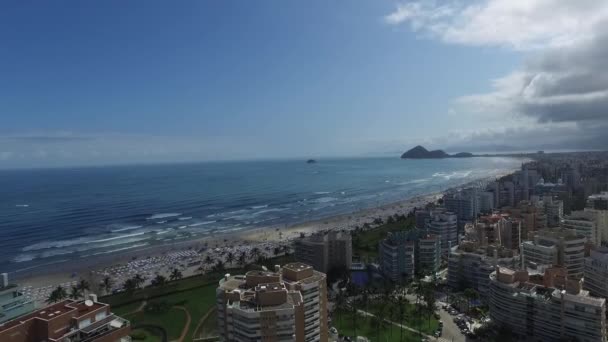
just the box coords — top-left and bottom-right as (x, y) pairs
(378, 231), (415, 282)
(294, 231), (352, 273)
(561, 210), (599, 246)
(523, 229), (586, 279)
(584, 247), (608, 299)
(0, 296), (131, 342)
(426, 211), (458, 254)
(417, 234), (441, 275)
(0, 274), (34, 324)
(489, 267), (606, 342)
(216, 263), (328, 342)
(447, 243), (518, 298)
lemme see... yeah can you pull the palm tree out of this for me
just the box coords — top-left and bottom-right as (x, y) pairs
(101, 276), (114, 295)
(398, 295), (407, 342)
(47, 285), (68, 304)
(122, 278), (137, 294)
(151, 274), (167, 287)
(204, 255), (214, 268)
(423, 281), (438, 329)
(351, 298), (359, 338)
(213, 260), (225, 273)
(77, 279), (90, 296)
(170, 268), (183, 281)
(133, 274), (145, 289)
(237, 252), (247, 267)
(249, 247), (261, 260)
(226, 252), (235, 266)
(335, 288), (345, 327)
(69, 285), (82, 299)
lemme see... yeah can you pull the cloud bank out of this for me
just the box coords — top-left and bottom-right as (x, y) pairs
(386, 0), (608, 151)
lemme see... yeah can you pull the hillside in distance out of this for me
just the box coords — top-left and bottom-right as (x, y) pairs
(401, 145), (474, 159)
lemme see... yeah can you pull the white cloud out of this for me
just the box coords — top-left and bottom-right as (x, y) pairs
(385, 0), (608, 50)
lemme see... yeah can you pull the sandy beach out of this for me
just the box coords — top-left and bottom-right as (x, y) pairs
(12, 174), (503, 306)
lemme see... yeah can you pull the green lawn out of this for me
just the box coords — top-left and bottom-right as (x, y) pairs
(126, 308), (187, 340)
(129, 328), (162, 342)
(367, 301), (439, 335)
(352, 217), (415, 261)
(333, 309), (426, 342)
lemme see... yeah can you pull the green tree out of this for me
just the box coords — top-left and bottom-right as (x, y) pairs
(77, 279), (90, 293)
(237, 252), (247, 267)
(170, 268), (183, 281)
(69, 285), (82, 300)
(133, 274), (145, 289)
(122, 278), (137, 294)
(101, 276), (114, 295)
(47, 285), (68, 304)
(226, 251), (235, 266)
(151, 274), (167, 287)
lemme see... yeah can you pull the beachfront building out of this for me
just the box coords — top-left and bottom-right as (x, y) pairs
(561, 210), (599, 245)
(216, 263), (328, 342)
(378, 231), (415, 282)
(489, 266), (606, 342)
(584, 247), (608, 299)
(0, 274), (34, 324)
(447, 242), (518, 298)
(0, 295), (131, 342)
(426, 211), (458, 255)
(294, 231), (352, 273)
(523, 229), (586, 279)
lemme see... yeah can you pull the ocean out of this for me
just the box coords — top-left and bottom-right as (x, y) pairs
(0, 156), (523, 274)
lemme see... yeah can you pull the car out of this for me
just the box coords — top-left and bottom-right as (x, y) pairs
(434, 332), (441, 337)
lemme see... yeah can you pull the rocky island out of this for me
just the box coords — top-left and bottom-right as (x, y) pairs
(401, 145), (474, 159)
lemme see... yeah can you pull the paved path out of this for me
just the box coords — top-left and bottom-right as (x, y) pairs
(192, 307), (216, 340)
(124, 300), (147, 316)
(171, 306), (192, 342)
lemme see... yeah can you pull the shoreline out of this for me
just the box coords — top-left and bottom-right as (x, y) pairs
(10, 172), (511, 305)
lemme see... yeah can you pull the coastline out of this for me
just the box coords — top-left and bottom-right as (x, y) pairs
(11, 172), (510, 305)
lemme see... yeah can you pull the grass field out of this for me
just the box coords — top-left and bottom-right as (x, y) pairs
(107, 254), (297, 342)
(352, 217), (415, 261)
(334, 309), (427, 342)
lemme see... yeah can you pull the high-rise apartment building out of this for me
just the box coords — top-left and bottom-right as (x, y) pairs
(586, 192), (608, 244)
(447, 242), (518, 298)
(378, 231), (415, 282)
(294, 231), (352, 273)
(426, 211), (458, 254)
(561, 210), (599, 245)
(0, 296), (131, 342)
(417, 234), (441, 275)
(216, 263), (328, 342)
(523, 229), (586, 279)
(489, 267), (606, 342)
(584, 247), (608, 299)
(544, 197), (564, 228)
(443, 188), (479, 226)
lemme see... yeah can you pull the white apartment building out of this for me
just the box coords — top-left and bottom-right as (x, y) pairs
(217, 263), (328, 342)
(524, 229), (586, 279)
(426, 211), (458, 254)
(489, 267), (606, 342)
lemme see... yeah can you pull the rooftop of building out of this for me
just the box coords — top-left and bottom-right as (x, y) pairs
(0, 299), (108, 333)
(588, 192), (608, 200)
(491, 267), (606, 307)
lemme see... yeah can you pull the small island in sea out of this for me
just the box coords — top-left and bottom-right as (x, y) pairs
(306, 159), (317, 164)
(401, 145), (474, 159)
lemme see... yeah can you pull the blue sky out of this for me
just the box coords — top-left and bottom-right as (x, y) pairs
(2, 1), (607, 168)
